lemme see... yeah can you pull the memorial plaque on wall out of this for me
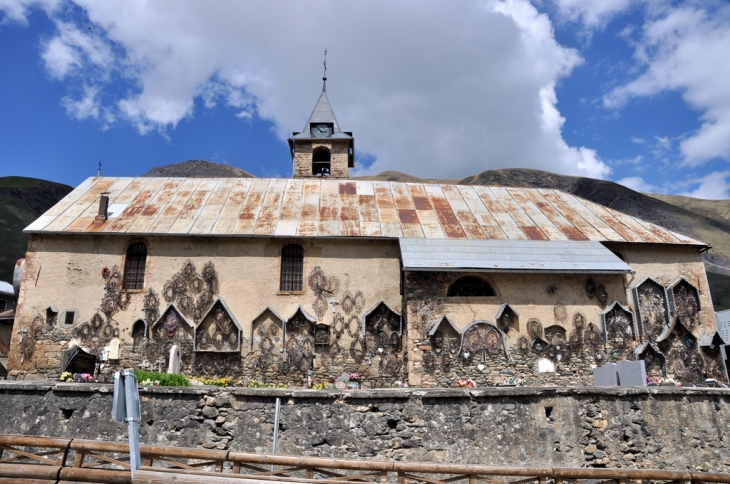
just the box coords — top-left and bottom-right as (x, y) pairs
(63, 346), (97, 375)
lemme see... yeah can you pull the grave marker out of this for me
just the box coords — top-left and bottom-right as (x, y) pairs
(593, 363), (619, 386)
(617, 360), (647, 387)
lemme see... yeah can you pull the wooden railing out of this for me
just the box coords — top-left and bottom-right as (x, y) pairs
(1, 434), (730, 484)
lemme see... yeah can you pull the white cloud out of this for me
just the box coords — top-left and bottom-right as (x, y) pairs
(682, 171), (730, 199)
(0, 0), (58, 25)
(1, 0), (611, 179)
(603, 3), (730, 166)
(617, 176), (656, 193)
(553, 0), (633, 30)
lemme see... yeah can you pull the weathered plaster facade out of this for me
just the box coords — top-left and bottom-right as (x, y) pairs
(8, 227), (723, 387)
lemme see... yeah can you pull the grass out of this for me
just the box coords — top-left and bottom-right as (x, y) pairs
(134, 370), (190, 386)
(0, 176), (48, 188)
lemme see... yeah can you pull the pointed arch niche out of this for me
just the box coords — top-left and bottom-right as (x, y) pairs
(668, 278), (701, 331)
(151, 303), (194, 343)
(195, 298), (242, 353)
(631, 277), (670, 341)
(363, 302), (402, 355)
(635, 342), (666, 378)
(428, 316), (461, 357)
(600, 302), (636, 347)
(251, 308), (285, 356)
(495, 304), (519, 333)
(284, 307), (316, 372)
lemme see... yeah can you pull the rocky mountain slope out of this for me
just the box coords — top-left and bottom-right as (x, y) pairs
(143, 160), (253, 178)
(0, 177), (73, 284)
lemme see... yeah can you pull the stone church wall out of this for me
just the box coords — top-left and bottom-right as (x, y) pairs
(9, 235), (403, 386)
(1, 382), (729, 472)
(9, 232), (720, 388)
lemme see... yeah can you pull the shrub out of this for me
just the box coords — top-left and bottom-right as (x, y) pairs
(133, 370), (190, 387)
(192, 377), (234, 387)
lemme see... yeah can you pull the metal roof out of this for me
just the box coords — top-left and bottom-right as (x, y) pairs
(716, 310), (730, 344)
(24, 177), (706, 246)
(399, 239), (633, 273)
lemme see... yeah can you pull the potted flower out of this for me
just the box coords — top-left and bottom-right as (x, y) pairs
(499, 377), (524, 387)
(455, 379), (476, 388)
(348, 373), (360, 389)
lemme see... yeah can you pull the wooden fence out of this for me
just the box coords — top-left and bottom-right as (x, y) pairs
(1, 434), (729, 484)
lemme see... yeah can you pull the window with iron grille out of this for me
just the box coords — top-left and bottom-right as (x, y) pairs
(447, 276), (495, 297)
(280, 243), (304, 291)
(124, 242), (147, 290)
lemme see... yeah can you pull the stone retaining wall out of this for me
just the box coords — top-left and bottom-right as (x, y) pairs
(0, 382), (729, 472)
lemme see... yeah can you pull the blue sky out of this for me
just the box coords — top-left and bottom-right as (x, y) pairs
(1, 1), (729, 198)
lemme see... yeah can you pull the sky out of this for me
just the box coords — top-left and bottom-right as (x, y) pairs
(1, 1), (729, 198)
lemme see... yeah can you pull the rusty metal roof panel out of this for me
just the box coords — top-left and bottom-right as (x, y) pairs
(506, 188), (567, 241)
(233, 178), (269, 235)
(275, 179), (304, 236)
(317, 179), (340, 236)
(472, 186), (528, 240)
(400, 238), (634, 273)
(338, 181), (360, 237)
(424, 185), (466, 239)
(538, 189), (605, 240)
(25, 177), (707, 247)
(355, 181), (382, 237)
(211, 178), (252, 235)
(254, 179), (286, 236)
(456, 186), (507, 240)
(297, 179), (322, 237)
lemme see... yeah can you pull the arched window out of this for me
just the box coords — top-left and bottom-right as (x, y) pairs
(280, 243), (304, 291)
(124, 242), (147, 290)
(312, 147), (331, 176)
(447, 276), (495, 297)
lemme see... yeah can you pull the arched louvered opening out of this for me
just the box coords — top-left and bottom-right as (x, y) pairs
(447, 276), (495, 297)
(312, 147), (331, 176)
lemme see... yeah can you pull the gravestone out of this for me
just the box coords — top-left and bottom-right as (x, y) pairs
(335, 372), (350, 383)
(62, 346), (97, 375)
(617, 360), (646, 387)
(593, 362), (619, 386)
(109, 338), (121, 360)
(167, 345), (181, 374)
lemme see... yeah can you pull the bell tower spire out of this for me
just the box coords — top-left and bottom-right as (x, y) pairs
(288, 52), (354, 179)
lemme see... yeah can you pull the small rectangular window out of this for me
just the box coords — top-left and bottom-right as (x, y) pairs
(0, 300), (6, 312)
(63, 311), (76, 327)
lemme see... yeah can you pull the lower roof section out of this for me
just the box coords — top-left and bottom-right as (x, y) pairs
(399, 238), (633, 274)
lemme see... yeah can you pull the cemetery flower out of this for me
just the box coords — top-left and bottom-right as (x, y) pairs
(392, 380), (408, 388)
(80, 373), (93, 382)
(455, 379), (476, 388)
(349, 373), (359, 380)
(500, 377), (525, 386)
(59, 372), (73, 382)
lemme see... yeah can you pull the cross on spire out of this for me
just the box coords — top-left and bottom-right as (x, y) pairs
(322, 49), (328, 91)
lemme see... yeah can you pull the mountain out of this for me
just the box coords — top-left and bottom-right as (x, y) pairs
(143, 160), (254, 178)
(0, 177), (73, 284)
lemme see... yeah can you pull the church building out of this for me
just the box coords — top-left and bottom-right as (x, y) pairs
(7, 78), (727, 387)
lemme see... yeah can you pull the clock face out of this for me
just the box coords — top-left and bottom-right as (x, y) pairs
(311, 124), (332, 138)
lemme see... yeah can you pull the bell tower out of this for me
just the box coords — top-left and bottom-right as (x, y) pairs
(288, 56), (354, 178)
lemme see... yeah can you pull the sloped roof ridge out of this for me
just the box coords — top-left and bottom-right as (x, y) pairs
(23, 176), (706, 246)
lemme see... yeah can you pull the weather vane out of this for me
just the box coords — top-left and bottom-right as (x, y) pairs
(97, 160), (102, 178)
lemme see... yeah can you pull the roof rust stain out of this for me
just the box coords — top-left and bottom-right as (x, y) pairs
(398, 209), (419, 225)
(455, 210), (487, 239)
(435, 210), (466, 239)
(521, 226), (548, 241)
(561, 226), (589, 241)
(339, 182), (357, 195)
